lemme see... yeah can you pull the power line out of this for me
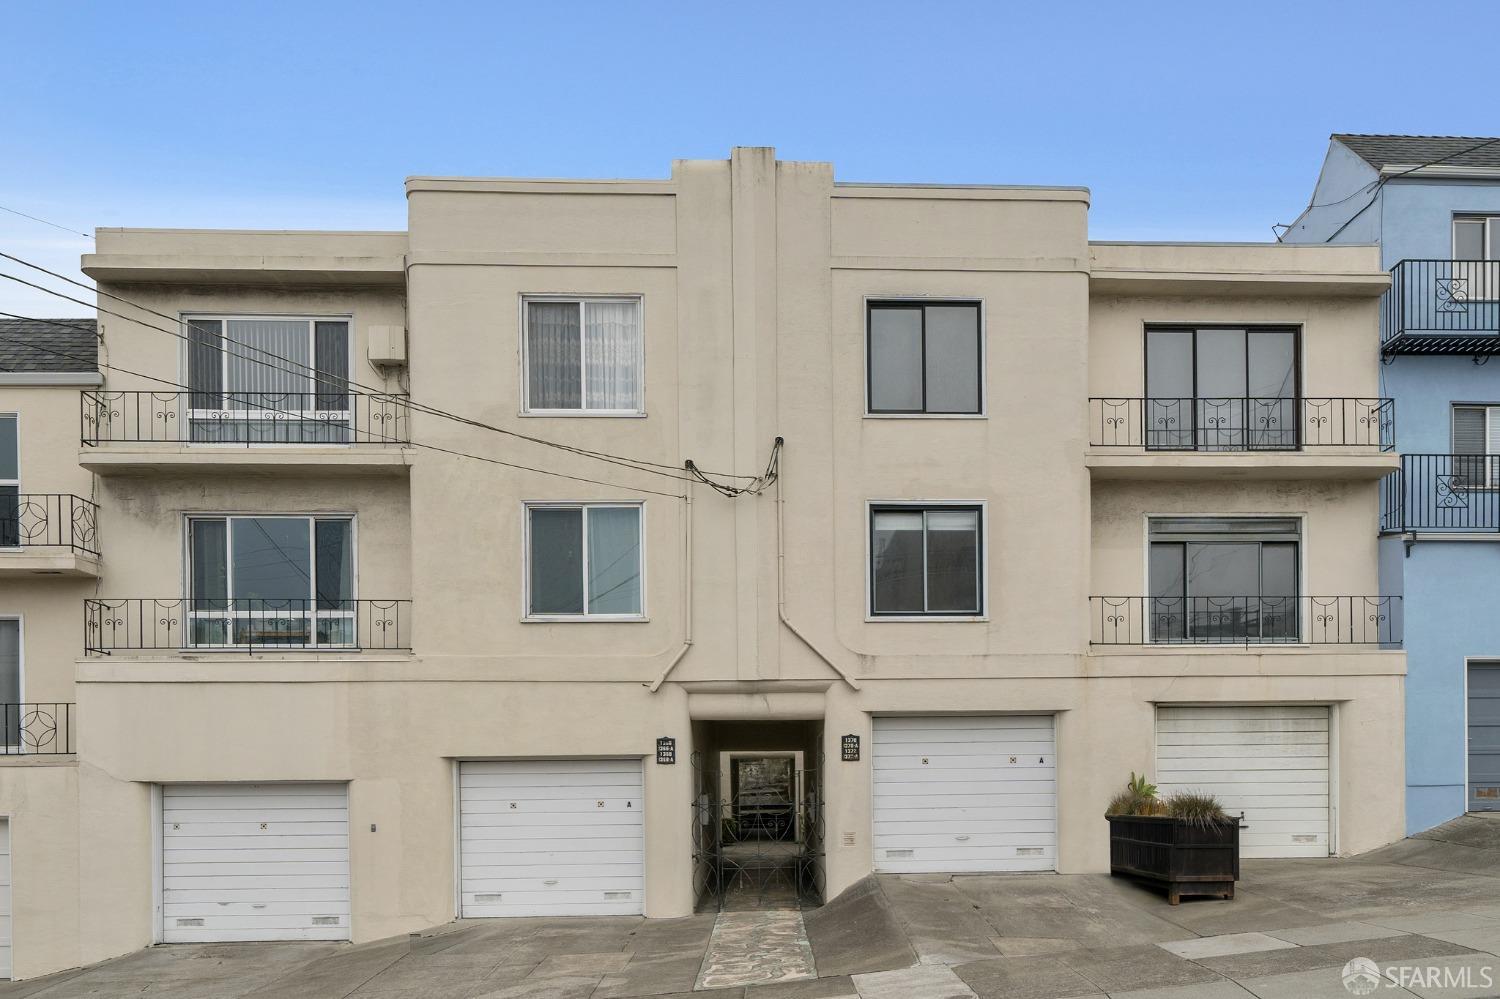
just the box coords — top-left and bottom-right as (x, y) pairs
(1275, 136), (1500, 242)
(0, 315), (688, 498)
(0, 250), (757, 485)
(0, 205), (92, 240)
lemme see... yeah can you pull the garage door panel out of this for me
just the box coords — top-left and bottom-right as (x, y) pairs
(873, 716), (1056, 874)
(1156, 707), (1329, 860)
(162, 784), (350, 943)
(459, 760), (643, 917)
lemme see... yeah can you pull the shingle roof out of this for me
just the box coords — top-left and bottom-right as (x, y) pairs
(0, 318), (98, 373)
(1333, 134), (1500, 170)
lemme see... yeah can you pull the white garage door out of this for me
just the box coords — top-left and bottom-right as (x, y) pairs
(872, 715), (1056, 873)
(459, 759), (643, 917)
(0, 820), (11, 979)
(161, 783), (350, 942)
(1156, 706), (1330, 859)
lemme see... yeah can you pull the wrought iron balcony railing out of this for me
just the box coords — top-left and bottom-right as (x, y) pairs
(0, 494), (99, 555)
(84, 598), (412, 654)
(1382, 259), (1500, 353)
(1089, 397), (1394, 450)
(80, 391), (411, 446)
(0, 703), (75, 755)
(1090, 596), (1401, 646)
(1380, 454), (1500, 532)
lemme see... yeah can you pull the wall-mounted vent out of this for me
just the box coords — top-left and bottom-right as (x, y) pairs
(311, 916), (341, 926)
(603, 891), (633, 901)
(174, 918), (205, 928)
(1016, 847), (1045, 857)
(884, 849), (915, 859)
(473, 893), (503, 903)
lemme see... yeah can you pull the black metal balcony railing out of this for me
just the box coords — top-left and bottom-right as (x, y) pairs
(0, 703), (75, 755)
(1383, 259), (1500, 352)
(1090, 596), (1401, 646)
(80, 391), (412, 446)
(1380, 454), (1500, 532)
(0, 703), (75, 754)
(0, 494), (99, 555)
(84, 598), (412, 654)
(1089, 398), (1394, 451)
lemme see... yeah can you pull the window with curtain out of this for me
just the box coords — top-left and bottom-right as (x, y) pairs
(1148, 518), (1300, 644)
(869, 505), (983, 616)
(524, 298), (643, 413)
(188, 515), (354, 647)
(1452, 404), (1500, 488)
(185, 317), (351, 443)
(1144, 326), (1299, 451)
(0, 416), (16, 547)
(866, 302), (982, 414)
(527, 504), (643, 617)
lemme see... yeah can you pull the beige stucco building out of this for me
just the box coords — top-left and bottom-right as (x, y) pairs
(0, 148), (1405, 979)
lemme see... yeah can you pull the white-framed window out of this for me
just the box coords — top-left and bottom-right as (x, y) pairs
(187, 515), (355, 647)
(184, 315), (352, 442)
(866, 301), (983, 415)
(522, 297), (643, 414)
(1453, 404), (1500, 487)
(1453, 217), (1500, 302)
(868, 503), (984, 617)
(0, 415), (16, 547)
(525, 503), (644, 618)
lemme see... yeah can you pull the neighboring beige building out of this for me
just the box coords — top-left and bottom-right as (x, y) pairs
(0, 148), (1405, 979)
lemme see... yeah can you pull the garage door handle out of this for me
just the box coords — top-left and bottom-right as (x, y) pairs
(954, 835), (970, 842)
(544, 879), (558, 886)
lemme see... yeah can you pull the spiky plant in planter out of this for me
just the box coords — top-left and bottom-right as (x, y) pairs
(1105, 775), (1238, 904)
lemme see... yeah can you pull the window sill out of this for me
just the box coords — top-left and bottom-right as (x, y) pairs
(521, 615), (651, 624)
(519, 411), (648, 419)
(863, 413), (987, 421)
(865, 615), (989, 623)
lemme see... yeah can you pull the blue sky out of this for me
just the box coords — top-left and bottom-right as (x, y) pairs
(3, 0), (1498, 315)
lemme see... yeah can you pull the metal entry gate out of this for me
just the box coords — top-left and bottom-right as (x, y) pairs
(691, 752), (824, 910)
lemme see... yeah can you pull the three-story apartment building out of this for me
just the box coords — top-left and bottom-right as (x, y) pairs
(0, 148), (1405, 980)
(1283, 133), (1500, 832)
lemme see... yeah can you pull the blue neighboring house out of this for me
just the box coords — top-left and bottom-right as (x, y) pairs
(1283, 134), (1500, 833)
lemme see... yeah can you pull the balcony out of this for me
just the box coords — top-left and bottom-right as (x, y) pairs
(1086, 397), (1397, 480)
(0, 704), (75, 756)
(79, 391), (413, 475)
(84, 598), (413, 655)
(1089, 596), (1401, 646)
(0, 494), (100, 576)
(1381, 454), (1500, 534)
(1382, 259), (1500, 354)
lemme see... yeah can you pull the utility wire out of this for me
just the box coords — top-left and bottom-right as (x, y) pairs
(0, 250), (757, 485)
(0, 316), (688, 499)
(1274, 136), (1500, 242)
(0, 205), (92, 240)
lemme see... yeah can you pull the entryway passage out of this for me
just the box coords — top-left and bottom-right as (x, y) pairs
(690, 720), (824, 912)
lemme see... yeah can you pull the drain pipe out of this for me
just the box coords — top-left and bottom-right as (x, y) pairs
(648, 490), (693, 692)
(776, 447), (860, 691)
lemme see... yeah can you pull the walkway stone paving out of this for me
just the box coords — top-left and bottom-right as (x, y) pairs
(696, 911), (816, 991)
(0, 814), (1495, 998)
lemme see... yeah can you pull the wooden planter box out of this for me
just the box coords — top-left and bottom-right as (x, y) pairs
(1107, 814), (1239, 904)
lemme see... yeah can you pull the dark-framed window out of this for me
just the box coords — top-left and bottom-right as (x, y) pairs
(1148, 517), (1300, 644)
(866, 301), (982, 415)
(1143, 325), (1300, 451)
(869, 504), (983, 616)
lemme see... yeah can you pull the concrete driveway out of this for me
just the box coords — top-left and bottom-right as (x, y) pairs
(3, 815), (1498, 999)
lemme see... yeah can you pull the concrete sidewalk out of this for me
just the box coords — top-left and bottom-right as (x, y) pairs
(3, 815), (1498, 998)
